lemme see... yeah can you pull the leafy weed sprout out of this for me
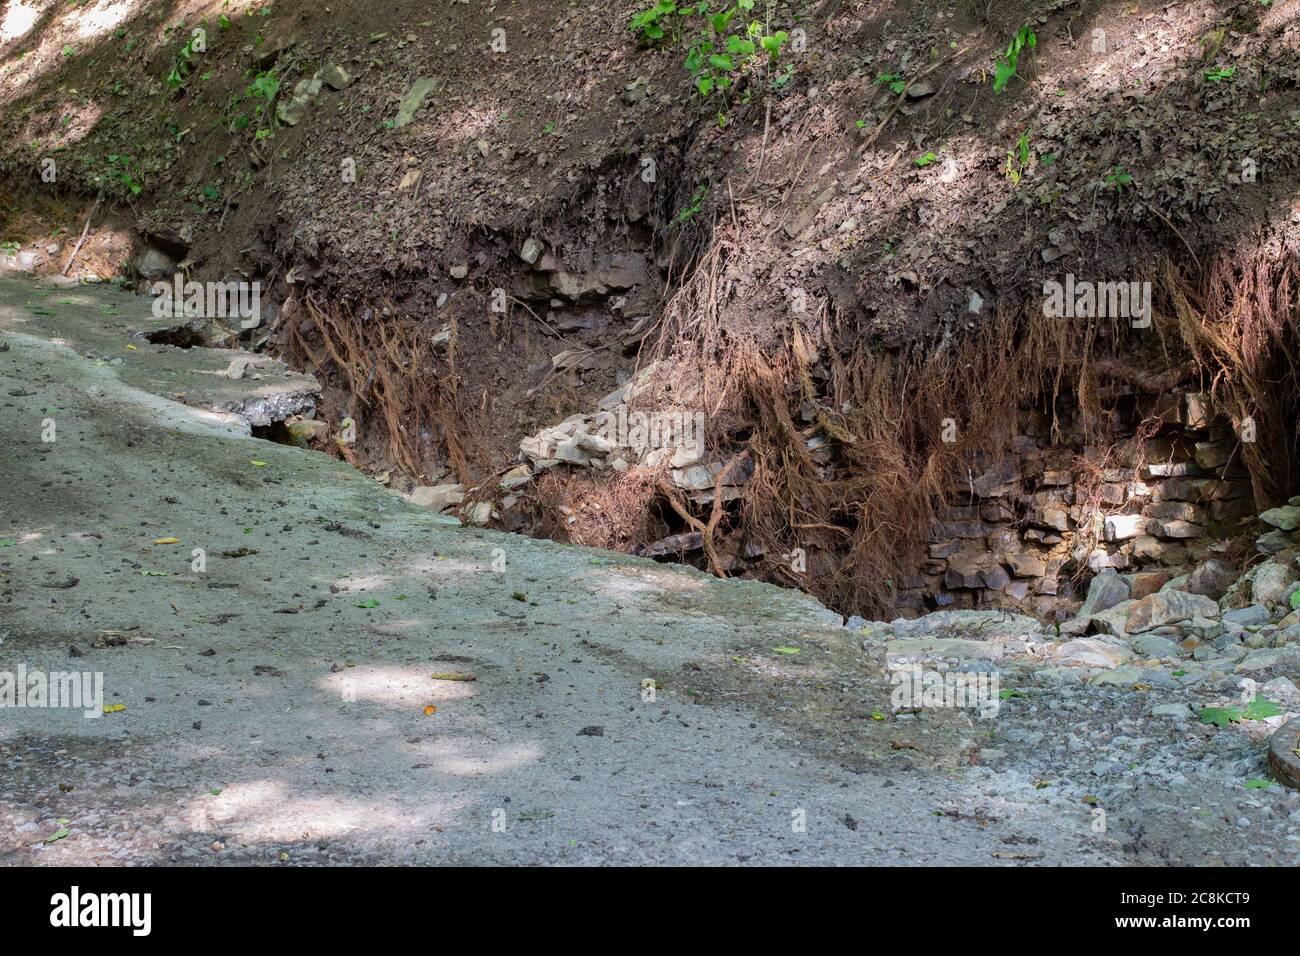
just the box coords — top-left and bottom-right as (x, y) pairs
(1104, 165), (1133, 192)
(102, 155), (143, 196)
(630, 0), (789, 100)
(993, 25), (1036, 93)
(1004, 130), (1031, 184)
(166, 32), (203, 89)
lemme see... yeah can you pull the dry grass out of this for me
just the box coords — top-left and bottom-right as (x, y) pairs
(535, 467), (666, 552)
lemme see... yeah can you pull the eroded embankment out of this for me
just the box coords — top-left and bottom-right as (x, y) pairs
(2, 0), (1299, 621)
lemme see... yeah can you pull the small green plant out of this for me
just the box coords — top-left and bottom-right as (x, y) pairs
(227, 69), (279, 135)
(61, 44), (76, 58)
(246, 70), (279, 105)
(1104, 164), (1133, 191)
(166, 32), (203, 88)
(1, 240), (20, 257)
(914, 151), (938, 167)
(685, 5), (753, 96)
(1198, 698), (1283, 728)
(993, 25), (1036, 93)
(629, 0), (684, 44)
(631, 1), (788, 101)
(1203, 66), (1236, 83)
(103, 154), (142, 195)
(674, 184), (708, 224)
(873, 71), (906, 94)
(1005, 130), (1031, 184)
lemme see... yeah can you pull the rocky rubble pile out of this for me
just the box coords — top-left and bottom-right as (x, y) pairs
(855, 505), (1300, 815)
(919, 391), (1255, 617)
(866, 502), (1300, 699)
(399, 361), (749, 525)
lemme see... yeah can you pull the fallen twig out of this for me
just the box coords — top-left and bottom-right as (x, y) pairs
(61, 189), (104, 277)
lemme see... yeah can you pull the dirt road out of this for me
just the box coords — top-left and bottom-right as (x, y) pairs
(3, 276), (1290, 865)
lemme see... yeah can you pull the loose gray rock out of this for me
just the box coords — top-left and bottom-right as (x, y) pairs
(1222, 605), (1270, 627)
(1259, 505), (1300, 531)
(1078, 568), (1131, 618)
(1126, 591), (1219, 633)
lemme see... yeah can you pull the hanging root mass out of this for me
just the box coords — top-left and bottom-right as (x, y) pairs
(616, 222), (1300, 617)
(289, 295), (480, 481)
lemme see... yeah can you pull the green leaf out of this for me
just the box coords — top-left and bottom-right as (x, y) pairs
(771, 646), (800, 654)
(998, 689), (1025, 700)
(47, 828), (70, 842)
(993, 59), (1016, 92)
(355, 599), (380, 608)
(1244, 778), (1273, 789)
(1244, 698), (1283, 720)
(709, 53), (734, 71)
(1289, 588), (1300, 610)
(0, 539), (15, 547)
(914, 152), (938, 167)
(1198, 706), (1241, 727)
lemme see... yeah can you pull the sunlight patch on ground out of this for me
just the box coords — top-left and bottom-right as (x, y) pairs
(74, 0), (137, 41)
(401, 555), (488, 583)
(407, 739), (543, 777)
(0, 531), (46, 545)
(431, 106), (501, 144)
(1, 0), (51, 44)
(328, 572), (393, 593)
(317, 665), (478, 707)
(185, 778), (464, 842)
(582, 565), (706, 601)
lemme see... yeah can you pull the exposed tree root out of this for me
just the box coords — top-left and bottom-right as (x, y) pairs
(288, 295), (482, 482)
